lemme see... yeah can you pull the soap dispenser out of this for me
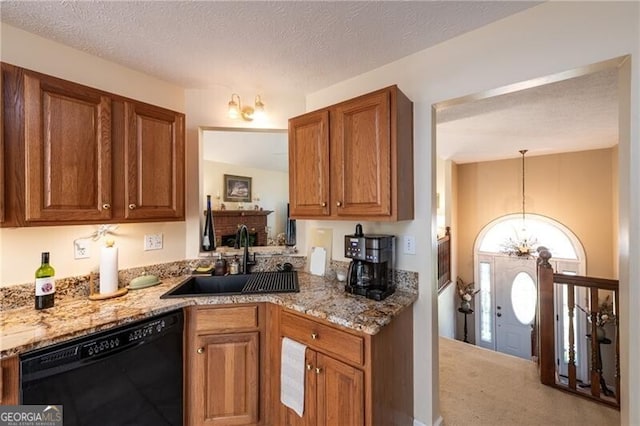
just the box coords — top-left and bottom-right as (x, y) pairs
(214, 253), (227, 276)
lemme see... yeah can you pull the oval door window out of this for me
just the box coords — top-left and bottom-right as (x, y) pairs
(511, 272), (537, 324)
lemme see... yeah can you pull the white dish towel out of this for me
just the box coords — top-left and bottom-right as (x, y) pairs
(280, 337), (307, 417)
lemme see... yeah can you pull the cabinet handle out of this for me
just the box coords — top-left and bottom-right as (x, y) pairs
(315, 367), (322, 374)
(321, 202), (327, 207)
(102, 203), (111, 210)
(336, 201), (342, 207)
(128, 203), (137, 210)
(311, 333), (318, 340)
(197, 347), (204, 354)
(306, 364), (312, 371)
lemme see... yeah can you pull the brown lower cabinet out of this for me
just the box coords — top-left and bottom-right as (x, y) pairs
(0, 356), (19, 405)
(271, 305), (414, 426)
(2, 301), (413, 425)
(281, 348), (365, 426)
(185, 304), (266, 426)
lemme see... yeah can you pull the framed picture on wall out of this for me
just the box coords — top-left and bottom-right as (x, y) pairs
(224, 174), (252, 202)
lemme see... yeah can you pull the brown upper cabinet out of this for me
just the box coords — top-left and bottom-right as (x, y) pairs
(122, 102), (184, 220)
(1, 63), (185, 227)
(288, 85), (413, 221)
(23, 71), (114, 223)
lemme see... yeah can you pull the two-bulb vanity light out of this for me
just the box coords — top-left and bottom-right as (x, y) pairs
(228, 93), (265, 121)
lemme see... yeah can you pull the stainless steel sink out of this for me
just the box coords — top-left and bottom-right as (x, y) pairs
(160, 271), (298, 298)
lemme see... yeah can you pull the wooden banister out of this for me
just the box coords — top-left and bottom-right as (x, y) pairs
(537, 248), (620, 408)
(537, 248), (556, 386)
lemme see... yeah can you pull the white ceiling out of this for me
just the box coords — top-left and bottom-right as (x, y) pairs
(1, 1), (618, 165)
(436, 67), (619, 163)
(0, 1), (539, 94)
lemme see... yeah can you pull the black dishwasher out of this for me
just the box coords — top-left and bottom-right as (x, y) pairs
(20, 309), (184, 426)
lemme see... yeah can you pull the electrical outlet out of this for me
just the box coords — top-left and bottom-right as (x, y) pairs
(144, 233), (163, 251)
(403, 235), (416, 255)
(74, 238), (91, 259)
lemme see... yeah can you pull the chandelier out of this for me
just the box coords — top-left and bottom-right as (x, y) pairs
(500, 149), (539, 257)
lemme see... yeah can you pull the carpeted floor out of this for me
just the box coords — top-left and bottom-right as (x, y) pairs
(439, 337), (620, 426)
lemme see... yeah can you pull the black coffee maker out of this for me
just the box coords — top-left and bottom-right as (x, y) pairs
(344, 224), (395, 301)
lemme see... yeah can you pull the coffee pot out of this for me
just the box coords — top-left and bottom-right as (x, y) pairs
(347, 259), (373, 289)
(344, 224), (395, 301)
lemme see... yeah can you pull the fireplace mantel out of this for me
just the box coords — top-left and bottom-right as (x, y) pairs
(213, 210), (273, 217)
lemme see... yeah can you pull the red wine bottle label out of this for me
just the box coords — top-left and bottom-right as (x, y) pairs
(35, 277), (55, 296)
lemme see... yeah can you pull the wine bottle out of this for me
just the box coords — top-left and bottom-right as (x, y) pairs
(202, 195), (216, 252)
(285, 203), (296, 247)
(35, 252), (55, 310)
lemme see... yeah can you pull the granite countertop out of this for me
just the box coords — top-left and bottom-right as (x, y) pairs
(0, 271), (417, 359)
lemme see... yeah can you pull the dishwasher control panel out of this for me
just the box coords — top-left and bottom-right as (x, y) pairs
(82, 317), (171, 358)
(21, 310), (182, 374)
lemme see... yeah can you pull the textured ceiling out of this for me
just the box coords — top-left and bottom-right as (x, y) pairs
(2, 1), (615, 166)
(0, 1), (539, 94)
(436, 67), (619, 164)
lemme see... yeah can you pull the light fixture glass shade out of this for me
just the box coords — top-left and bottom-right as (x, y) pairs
(253, 95), (266, 121)
(228, 94), (241, 119)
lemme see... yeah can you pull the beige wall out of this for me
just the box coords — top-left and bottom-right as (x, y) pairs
(0, 23), (187, 286)
(456, 148), (617, 284)
(612, 144), (619, 277)
(306, 2), (639, 420)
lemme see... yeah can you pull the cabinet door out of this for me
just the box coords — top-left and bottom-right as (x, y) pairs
(192, 332), (259, 426)
(124, 102), (184, 220)
(0, 356), (19, 405)
(288, 110), (330, 217)
(1, 68), (4, 223)
(332, 90), (391, 217)
(280, 348), (317, 426)
(316, 353), (364, 426)
(23, 73), (113, 222)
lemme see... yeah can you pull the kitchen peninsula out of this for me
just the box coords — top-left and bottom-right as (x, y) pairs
(0, 260), (417, 425)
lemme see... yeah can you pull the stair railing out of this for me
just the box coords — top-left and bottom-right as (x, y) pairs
(537, 248), (619, 408)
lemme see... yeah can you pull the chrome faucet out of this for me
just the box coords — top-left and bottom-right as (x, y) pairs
(234, 224), (255, 274)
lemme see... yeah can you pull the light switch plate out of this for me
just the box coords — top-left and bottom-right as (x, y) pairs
(144, 233), (163, 251)
(403, 235), (416, 255)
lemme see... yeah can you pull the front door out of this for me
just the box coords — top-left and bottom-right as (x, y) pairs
(494, 257), (537, 359)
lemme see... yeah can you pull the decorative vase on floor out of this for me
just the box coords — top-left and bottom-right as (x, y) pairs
(460, 300), (472, 312)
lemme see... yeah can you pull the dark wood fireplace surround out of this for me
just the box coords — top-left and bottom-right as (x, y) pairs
(210, 210), (273, 247)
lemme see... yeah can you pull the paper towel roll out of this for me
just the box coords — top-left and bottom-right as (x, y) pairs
(100, 241), (118, 294)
